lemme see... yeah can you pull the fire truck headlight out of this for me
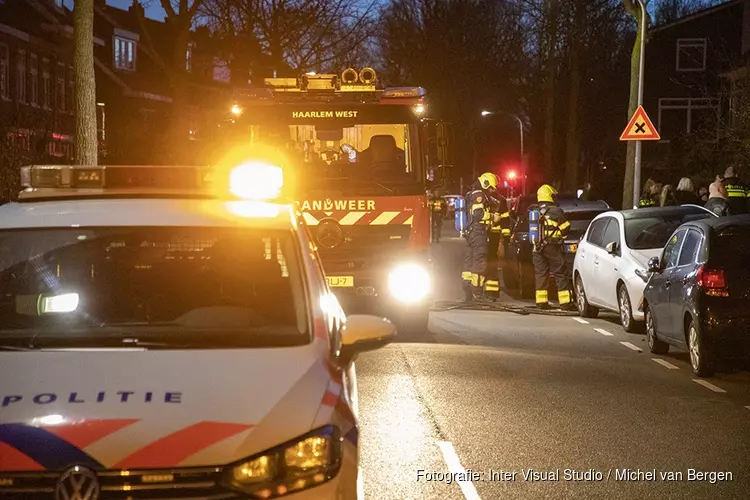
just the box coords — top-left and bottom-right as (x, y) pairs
(388, 263), (431, 304)
(229, 162), (284, 200)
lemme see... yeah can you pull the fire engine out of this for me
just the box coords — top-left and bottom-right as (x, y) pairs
(211, 68), (454, 333)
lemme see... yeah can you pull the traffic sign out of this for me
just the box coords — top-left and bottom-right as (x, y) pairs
(620, 106), (660, 141)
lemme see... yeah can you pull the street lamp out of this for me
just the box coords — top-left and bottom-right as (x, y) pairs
(632, 0), (647, 209)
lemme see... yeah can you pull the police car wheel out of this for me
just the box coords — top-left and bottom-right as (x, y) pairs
(575, 275), (598, 318)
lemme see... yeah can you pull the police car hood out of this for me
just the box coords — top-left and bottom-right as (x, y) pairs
(0, 344), (336, 471)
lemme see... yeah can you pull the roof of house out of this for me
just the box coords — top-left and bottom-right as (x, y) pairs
(651, 0), (742, 33)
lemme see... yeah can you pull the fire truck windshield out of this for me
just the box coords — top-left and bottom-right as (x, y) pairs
(252, 122), (425, 196)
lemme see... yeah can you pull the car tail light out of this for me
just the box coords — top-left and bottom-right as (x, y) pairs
(696, 266), (728, 297)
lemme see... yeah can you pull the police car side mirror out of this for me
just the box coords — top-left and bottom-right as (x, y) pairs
(648, 256), (661, 273)
(339, 315), (396, 365)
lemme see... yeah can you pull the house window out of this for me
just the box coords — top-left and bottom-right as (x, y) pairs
(186, 42), (194, 72)
(676, 38), (707, 72)
(658, 97), (719, 140)
(16, 49), (26, 103)
(0, 43), (9, 100)
(114, 36), (136, 71)
(56, 62), (65, 112)
(42, 58), (51, 109)
(67, 66), (74, 113)
(29, 53), (38, 106)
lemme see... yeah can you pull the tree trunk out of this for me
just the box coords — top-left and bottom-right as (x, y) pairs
(74, 0), (97, 165)
(622, 1), (647, 209)
(542, 0), (559, 181)
(565, 3), (584, 190)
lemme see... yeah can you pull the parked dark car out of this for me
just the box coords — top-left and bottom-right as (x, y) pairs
(502, 196), (610, 298)
(643, 215), (750, 377)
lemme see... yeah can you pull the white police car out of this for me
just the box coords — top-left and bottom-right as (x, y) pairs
(0, 161), (395, 499)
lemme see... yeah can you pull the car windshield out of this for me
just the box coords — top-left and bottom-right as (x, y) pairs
(0, 227), (308, 348)
(625, 212), (714, 250)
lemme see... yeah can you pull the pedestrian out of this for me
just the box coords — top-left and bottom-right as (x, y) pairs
(720, 166), (748, 214)
(674, 177), (700, 205)
(704, 180), (732, 216)
(639, 178), (660, 207)
(461, 172), (500, 301)
(698, 185), (709, 202)
(660, 184), (677, 206)
(530, 184), (575, 311)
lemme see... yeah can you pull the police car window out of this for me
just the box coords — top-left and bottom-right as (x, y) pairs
(586, 218), (609, 247)
(663, 230), (686, 269)
(0, 227), (308, 347)
(678, 229), (701, 267)
(601, 218), (621, 248)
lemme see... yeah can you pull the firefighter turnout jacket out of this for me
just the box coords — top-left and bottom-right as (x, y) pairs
(533, 203), (571, 248)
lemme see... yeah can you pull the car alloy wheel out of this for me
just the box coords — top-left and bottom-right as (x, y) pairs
(576, 279), (586, 313)
(618, 287), (631, 330)
(688, 321), (714, 377)
(646, 307), (668, 354)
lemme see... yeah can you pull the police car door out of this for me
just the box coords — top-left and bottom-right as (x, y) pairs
(594, 216), (623, 309)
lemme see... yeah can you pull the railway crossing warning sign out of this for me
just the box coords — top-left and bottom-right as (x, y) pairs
(620, 106), (660, 141)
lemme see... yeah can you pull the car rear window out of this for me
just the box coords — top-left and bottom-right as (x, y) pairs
(0, 227), (308, 345)
(624, 213), (713, 250)
(714, 232), (750, 266)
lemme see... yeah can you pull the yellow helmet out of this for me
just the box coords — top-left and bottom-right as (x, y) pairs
(537, 184), (558, 203)
(478, 172), (499, 190)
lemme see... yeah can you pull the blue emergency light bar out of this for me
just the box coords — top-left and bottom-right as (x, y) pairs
(20, 165), (212, 191)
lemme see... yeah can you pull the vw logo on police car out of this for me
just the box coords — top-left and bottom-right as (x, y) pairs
(55, 466), (100, 500)
(316, 219), (344, 249)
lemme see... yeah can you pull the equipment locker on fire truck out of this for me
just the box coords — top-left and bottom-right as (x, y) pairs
(210, 68), (454, 334)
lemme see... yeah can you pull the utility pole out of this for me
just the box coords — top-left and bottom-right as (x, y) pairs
(632, 0), (647, 208)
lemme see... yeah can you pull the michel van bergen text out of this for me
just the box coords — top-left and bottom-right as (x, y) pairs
(416, 469), (733, 484)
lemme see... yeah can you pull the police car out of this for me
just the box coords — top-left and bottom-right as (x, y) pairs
(0, 160), (395, 499)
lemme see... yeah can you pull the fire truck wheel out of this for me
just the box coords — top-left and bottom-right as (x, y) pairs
(393, 309), (430, 338)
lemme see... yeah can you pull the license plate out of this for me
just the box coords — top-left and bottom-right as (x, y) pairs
(566, 243), (578, 253)
(326, 276), (354, 288)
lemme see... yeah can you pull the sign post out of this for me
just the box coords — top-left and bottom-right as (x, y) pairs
(620, 105), (660, 207)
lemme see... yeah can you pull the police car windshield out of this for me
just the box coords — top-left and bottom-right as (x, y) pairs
(0, 227), (308, 346)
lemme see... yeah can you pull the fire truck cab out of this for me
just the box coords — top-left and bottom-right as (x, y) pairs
(213, 68), (454, 334)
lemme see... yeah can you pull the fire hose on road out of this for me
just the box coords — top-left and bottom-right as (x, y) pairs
(431, 300), (580, 317)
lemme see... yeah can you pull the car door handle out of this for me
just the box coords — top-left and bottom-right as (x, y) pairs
(665, 280), (671, 288)
(594, 258), (599, 265)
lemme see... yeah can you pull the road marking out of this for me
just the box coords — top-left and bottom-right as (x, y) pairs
(594, 328), (614, 336)
(437, 441), (481, 500)
(692, 379), (727, 393)
(620, 341), (642, 352)
(572, 317), (589, 324)
(652, 358), (679, 370)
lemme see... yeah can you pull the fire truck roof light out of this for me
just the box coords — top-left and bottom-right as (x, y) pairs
(382, 87), (426, 98)
(228, 162), (284, 201)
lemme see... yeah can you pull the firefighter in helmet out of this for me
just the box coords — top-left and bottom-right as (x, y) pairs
(462, 172), (500, 301)
(530, 184), (575, 310)
(484, 196), (510, 300)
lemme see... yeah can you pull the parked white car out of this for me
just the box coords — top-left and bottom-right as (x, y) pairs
(572, 205), (716, 331)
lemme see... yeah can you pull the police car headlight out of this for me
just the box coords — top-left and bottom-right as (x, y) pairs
(388, 263), (431, 303)
(226, 426), (341, 497)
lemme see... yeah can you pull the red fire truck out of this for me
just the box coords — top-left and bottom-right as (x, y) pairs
(213, 68), (453, 334)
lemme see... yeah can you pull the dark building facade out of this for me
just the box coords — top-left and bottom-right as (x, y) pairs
(0, 0), (231, 171)
(643, 0), (748, 176)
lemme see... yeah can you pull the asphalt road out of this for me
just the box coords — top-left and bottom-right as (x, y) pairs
(355, 222), (750, 500)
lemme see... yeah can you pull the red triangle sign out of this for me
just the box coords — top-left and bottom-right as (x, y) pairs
(620, 105), (661, 141)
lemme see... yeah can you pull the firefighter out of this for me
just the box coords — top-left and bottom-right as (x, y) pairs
(530, 184), (575, 310)
(462, 172), (499, 301)
(484, 198), (510, 300)
(431, 194), (445, 242)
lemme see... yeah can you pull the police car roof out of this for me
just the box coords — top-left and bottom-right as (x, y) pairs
(0, 198), (297, 230)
